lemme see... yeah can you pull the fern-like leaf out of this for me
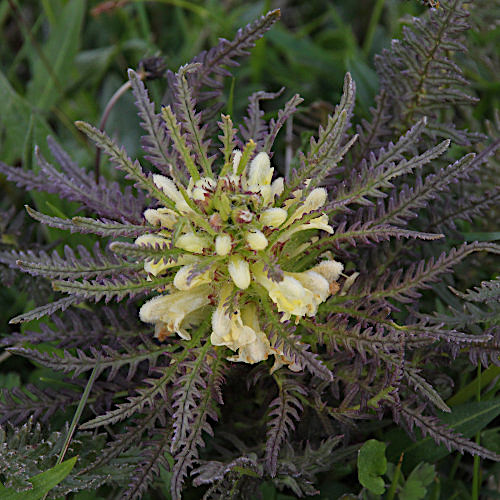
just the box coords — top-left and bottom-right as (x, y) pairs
(170, 352), (225, 500)
(265, 375), (307, 477)
(51, 274), (173, 303)
(75, 121), (175, 208)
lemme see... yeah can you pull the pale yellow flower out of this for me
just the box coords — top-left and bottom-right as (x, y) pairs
(271, 177), (284, 198)
(173, 264), (213, 290)
(175, 232), (210, 254)
(190, 176), (217, 201)
(215, 234), (232, 256)
(144, 208), (178, 229)
(137, 146), (345, 372)
(227, 304), (271, 364)
(153, 174), (193, 214)
(276, 214), (333, 244)
(283, 187), (328, 228)
(228, 255), (251, 289)
(139, 284), (211, 340)
(313, 260), (344, 283)
(260, 207), (287, 228)
(211, 285), (256, 350)
(253, 263), (332, 322)
(135, 234), (195, 276)
(245, 230), (268, 251)
(288, 270), (330, 313)
(232, 150), (242, 174)
(247, 152), (273, 187)
(135, 234), (169, 248)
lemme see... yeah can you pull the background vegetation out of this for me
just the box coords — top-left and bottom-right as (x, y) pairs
(1, 0), (499, 498)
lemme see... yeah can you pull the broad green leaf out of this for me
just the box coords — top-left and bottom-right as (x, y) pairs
(266, 26), (345, 75)
(447, 365), (500, 406)
(72, 492), (107, 500)
(0, 373), (21, 390)
(481, 427), (500, 454)
(386, 398), (500, 472)
(27, 0), (86, 111)
(0, 71), (92, 247)
(0, 71), (52, 163)
(0, 456), (77, 500)
(346, 55), (379, 115)
(462, 232), (500, 242)
(399, 463), (435, 500)
(74, 46), (117, 86)
(357, 439), (387, 495)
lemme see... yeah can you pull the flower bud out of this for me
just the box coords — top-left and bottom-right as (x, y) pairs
(174, 264), (212, 290)
(209, 213), (223, 232)
(144, 208), (178, 229)
(232, 150), (242, 174)
(153, 174), (182, 205)
(134, 234), (169, 248)
(340, 272), (360, 295)
(247, 152), (273, 186)
(153, 174), (192, 213)
(245, 230), (268, 251)
(283, 187), (328, 228)
(215, 234), (232, 256)
(191, 177), (216, 200)
(271, 177), (284, 197)
(313, 260), (344, 283)
(233, 209), (253, 224)
(228, 256), (251, 289)
(191, 187), (205, 201)
(304, 188), (327, 212)
(175, 233), (209, 254)
(260, 208), (287, 228)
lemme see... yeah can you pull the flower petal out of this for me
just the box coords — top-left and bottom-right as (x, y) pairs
(175, 232), (210, 254)
(211, 285), (256, 350)
(228, 256), (251, 289)
(260, 207), (287, 228)
(276, 214), (333, 244)
(174, 264), (213, 290)
(139, 284), (211, 340)
(215, 234), (232, 256)
(144, 208), (178, 229)
(228, 304), (271, 363)
(153, 174), (193, 214)
(247, 152), (273, 187)
(283, 187), (328, 228)
(313, 260), (344, 283)
(245, 230), (268, 251)
(253, 264), (311, 320)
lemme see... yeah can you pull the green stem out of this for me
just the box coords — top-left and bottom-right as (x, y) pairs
(363, 0), (385, 56)
(135, 3), (153, 43)
(386, 453), (403, 500)
(41, 362), (100, 500)
(94, 80), (133, 183)
(59, 363), (101, 464)
(472, 363), (482, 500)
(448, 453), (461, 481)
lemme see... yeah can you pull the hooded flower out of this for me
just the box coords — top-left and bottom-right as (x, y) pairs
(210, 285), (257, 351)
(137, 148), (344, 371)
(253, 263), (330, 322)
(139, 284), (211, 341)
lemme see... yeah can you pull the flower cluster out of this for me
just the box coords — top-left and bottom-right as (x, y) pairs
(137, 147), (343, 370)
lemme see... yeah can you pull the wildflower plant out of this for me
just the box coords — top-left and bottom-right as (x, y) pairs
(1, 3), (500, 499)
